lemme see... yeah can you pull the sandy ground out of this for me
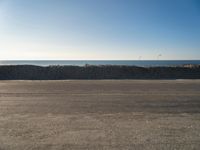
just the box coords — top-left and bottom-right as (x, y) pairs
(0, 80), (200, 150)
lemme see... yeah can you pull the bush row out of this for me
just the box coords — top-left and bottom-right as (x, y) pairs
(0, 65), (199, 80)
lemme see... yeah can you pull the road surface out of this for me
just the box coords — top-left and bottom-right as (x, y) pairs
(0, 80), (200, 150)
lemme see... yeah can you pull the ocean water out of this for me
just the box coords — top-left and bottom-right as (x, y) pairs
(0, 60), (199, 67)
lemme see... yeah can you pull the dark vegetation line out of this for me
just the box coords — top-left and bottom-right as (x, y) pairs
(0, 65), (199, 80)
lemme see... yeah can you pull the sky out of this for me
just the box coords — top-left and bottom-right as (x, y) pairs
(0, 0), (200, 60)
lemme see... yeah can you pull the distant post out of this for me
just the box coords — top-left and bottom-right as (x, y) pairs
(157, 54), (162, 60)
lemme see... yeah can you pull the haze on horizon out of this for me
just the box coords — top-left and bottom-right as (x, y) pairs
(0, 0), (200, 60)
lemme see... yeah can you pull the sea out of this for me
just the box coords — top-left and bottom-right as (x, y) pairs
(0, 60), (199, 67)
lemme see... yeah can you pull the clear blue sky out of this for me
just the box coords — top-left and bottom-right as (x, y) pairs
(0, 0), (199, 60)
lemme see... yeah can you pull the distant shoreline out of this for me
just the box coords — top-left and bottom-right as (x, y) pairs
(0, 64), (199, 80)
(0, 60), (200, 67)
